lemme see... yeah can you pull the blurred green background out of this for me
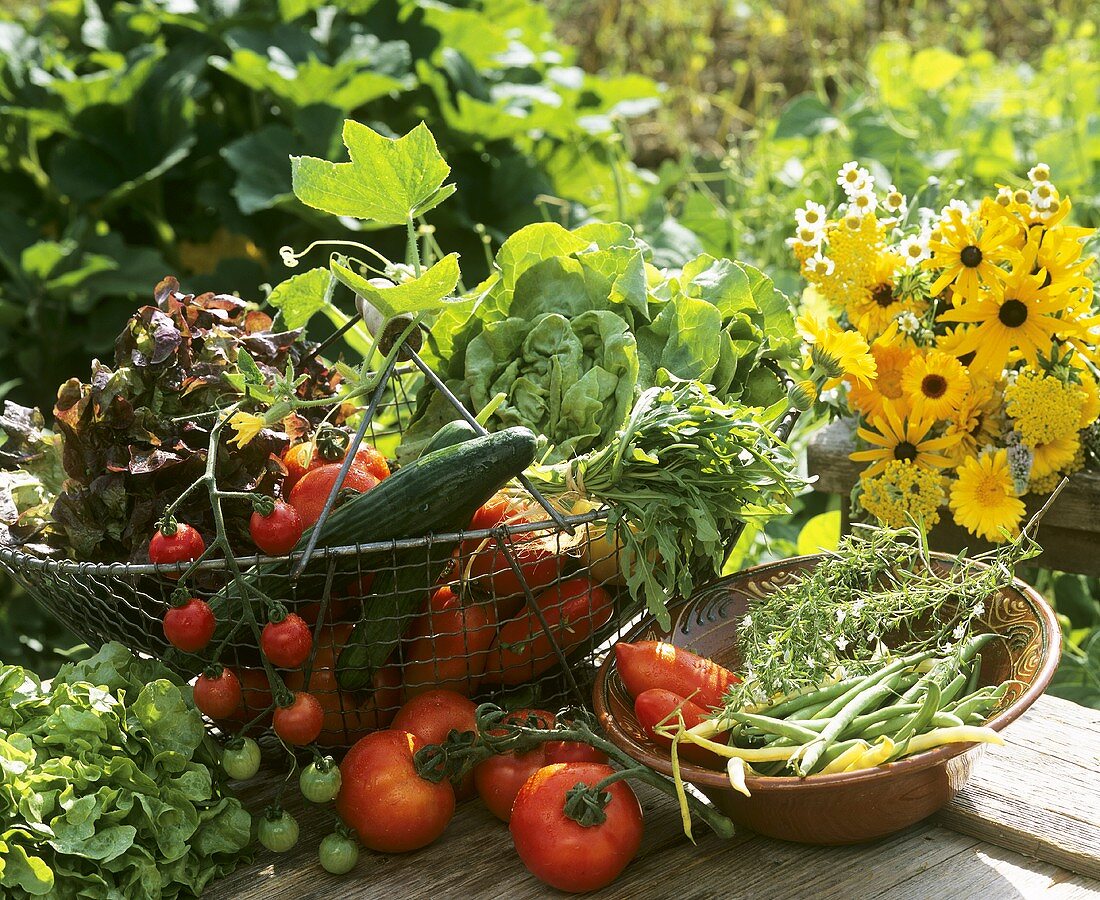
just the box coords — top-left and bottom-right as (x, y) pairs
(1, 0), (1097, 704)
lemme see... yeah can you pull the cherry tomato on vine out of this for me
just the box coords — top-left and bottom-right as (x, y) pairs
(222, 737), (261, 780)
(289, 464), (379, 528)
(510, 763), (643, 893)
(318, 831), (360, 875)
(300, 757), (342, 803)
(148, 521), (205, 578)
(261, 612), (313, 668)
(273, 691), (324, 746)
(257, 808), (299, 853)
(249, 500), (303, 556)
(545, 740), (610, 765)
(193, 668), (242, 719)
(474, 708), (557, 822)
(336, 730), (455, 852)
(162, 597), (215, 652)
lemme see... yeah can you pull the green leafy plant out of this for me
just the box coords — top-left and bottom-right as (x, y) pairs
(0, 0), (658, 411)
(0, 642), (252, 898)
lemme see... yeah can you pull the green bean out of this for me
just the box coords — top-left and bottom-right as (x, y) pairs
(787, 700), (831, 721)
(938, 669), (970, 706)
(799, 671), (913, 774)
(892, 682), (940, 745)
(929, 711), (965, 729)
(728, 712), (821, 744)
(947, 685), (1002, 721)
(758, 677), (861, 719)
(840, 702), (922, 738)
(965, 654), (983, 696)
(812, 653), (931, 721)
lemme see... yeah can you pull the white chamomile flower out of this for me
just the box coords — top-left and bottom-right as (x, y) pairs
(883, 185), (907, 215)
(1030, 182), (1056, 209)
(1028, 163), (1051, 184)
(836, 161), (862, 189)
(835, 635), (849, 652)
(796, 201), (828, 230)
(805, 253), (835, 277)
(897, 311), (922, 335)
(1013, 187), (1031, 205)
(898, 234), (930, 265)
(940, 199), (971, 224)
(849, 191), (878, 214)
(995, 186), (1013, 206)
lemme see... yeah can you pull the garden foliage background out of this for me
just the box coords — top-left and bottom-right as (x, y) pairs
(0, 0), (1097, 706)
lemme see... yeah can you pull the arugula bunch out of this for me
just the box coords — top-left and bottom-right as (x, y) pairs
(0, 643), (252, 899)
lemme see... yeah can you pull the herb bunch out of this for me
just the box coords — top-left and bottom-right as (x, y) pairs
(730, 518), (1044, 708)
(528, 372), (804, 627)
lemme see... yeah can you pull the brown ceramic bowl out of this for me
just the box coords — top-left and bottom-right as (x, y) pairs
(593, 553), (1060, 845)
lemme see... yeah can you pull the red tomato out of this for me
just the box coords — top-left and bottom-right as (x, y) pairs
(350, 445), (390, 482)
(510, 763), (643, 892)
(193, 668), (242, 720)
(289, 464), (379, 528)
(273, 691), (324, 746)
(545, 741), (610, 765)
(337, 730), (455, 852)
(467, 530), (563, 604)
(473, 709), (556, 822)
(634, 688), (724, 767)
(162, 597), (215, 653)
(223, 667), (274, 735)
(249, 500), (303, 556)
(286, 624), (401, 747)
(148, 522), (205, 578)
(283, 442), (323, 494)
(402, 585), (499, 697)
(481, 578), (615, 685)
(614, 641), (739, 711)
(260, 613), (313, 668)
(391, 689), (478, 800)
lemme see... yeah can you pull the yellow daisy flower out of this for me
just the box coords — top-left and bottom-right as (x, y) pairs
(937, 243), (1080, 374)
(859, 460), (945, 529)
(797, 315), (877, 388)
(848, 342), (915, 419)
(942, 378), (999, 466)
(900, 350), (970, 421)
(1076, 366), (1100, 428)
(228, 411), (266, 448)
(850, 401), (960, 477)
(1030, 434), (1080, 480)
(845, 252), (922, 339)
(923, 209), (1019, 303)
(1004, 369), (1085, 446)
(948, 450), (1026, 543)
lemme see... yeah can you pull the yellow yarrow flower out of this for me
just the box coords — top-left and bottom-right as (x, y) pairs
(859, 460), (945, 529)
(900, 350), (970, 421)
(949, 449), (1026, 543)
(1004, 369), (1086, 447)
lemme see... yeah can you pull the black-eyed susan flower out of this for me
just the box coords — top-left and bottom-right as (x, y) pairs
(938, 244), (1079, 374)
(900, 350), (970, 421)
(846, 252), (925, 338)
(1004, 368), (1085, 446)
(923, 209), (1019, 303)
(850, 401), (960, 477)
(948, 450), (1025, 542)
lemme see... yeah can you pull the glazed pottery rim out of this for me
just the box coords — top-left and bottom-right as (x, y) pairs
(593, 551), (1061, 793)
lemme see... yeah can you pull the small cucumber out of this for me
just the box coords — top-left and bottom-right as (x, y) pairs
(420, 419), (479, 456)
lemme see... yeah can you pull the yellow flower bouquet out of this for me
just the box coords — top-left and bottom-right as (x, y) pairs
(789, 163), (1099, 542)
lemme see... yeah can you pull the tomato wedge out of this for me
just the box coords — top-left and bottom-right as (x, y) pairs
(614, 640), (738, 711)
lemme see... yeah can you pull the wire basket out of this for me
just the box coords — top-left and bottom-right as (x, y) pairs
(0, 323), (799, 749)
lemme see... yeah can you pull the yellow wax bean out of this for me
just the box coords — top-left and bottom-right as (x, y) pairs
(679, 731), (801, 762)
(898, 726), (1005, 756)
(820, 742), (870, 775)
(845, 737), (896, 771)
(726, 757), (751, 797)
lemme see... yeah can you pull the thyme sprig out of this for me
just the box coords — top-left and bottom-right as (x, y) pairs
(728, 487), (1062, 710)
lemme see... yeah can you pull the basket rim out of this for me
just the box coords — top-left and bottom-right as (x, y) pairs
(0, 507), (610, 577)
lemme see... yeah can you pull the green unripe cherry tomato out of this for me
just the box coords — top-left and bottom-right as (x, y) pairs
(319, 831), (360, 875)
(257, 809), (299, 853)
(300, 757), (342, 803)
(222, 738), (261, 781)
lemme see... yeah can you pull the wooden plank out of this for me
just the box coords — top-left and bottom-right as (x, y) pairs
(934, 696), (1100, 881)
(208, 695), (1100, 898)
(807, 419), (1100, 577)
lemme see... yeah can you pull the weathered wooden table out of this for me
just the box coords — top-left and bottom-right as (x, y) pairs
(210, 695), (1100, 899)
(806, 419), (1100, 577)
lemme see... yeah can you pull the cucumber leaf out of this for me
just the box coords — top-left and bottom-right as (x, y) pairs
(291, 120), (455, 225)
(331, 253), (462, 316)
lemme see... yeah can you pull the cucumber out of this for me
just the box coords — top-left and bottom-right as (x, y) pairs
(420, 419), (479, 456)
